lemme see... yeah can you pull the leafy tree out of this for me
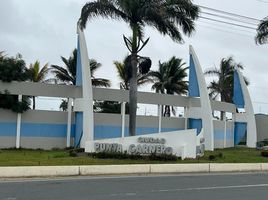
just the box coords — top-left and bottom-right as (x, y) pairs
(0, 53), (29, 82)
(28, 61), (49, 109)
(60, 99), (68, 111)
(256, 17), (268, 45)
(204, 57), (249, 120)
(94, 101), (129, 114)
(51, 49), (111, 110)
(79, 0), (199, 136)
(94, 56), (152, 114)
(0, 53), (30, 113)
(148, 56), (188, 117)
(114, 56), (152, 90)
(50, 49), (111, 87)
(205, 57), (249, 103)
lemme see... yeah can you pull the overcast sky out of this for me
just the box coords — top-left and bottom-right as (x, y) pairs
(1, 0), (268, 114)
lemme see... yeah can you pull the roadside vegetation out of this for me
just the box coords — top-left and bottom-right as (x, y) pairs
(0, 147), (268, 166)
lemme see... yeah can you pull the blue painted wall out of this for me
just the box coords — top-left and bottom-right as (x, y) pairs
(0, 123), (17, 136)
(0, 122), (75, 137)
(188, 118), (202, 135)
(234, 122), (247, 145)
(189, 54), (200, 97)
(233, 70), (245, 109)
(0, 122), (181, 140)
(214, 129), (233, 140)
(94, 126), (180, 140)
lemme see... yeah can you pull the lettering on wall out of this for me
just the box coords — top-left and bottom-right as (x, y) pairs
(94, 137), (173, 155)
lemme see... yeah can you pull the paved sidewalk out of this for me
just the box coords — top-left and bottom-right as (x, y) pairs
(0, 163), (268, 178)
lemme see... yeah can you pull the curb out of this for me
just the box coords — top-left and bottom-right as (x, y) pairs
(0, 163), (268, 178)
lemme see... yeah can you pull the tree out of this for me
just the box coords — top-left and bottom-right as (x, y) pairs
(51, 49), (111, 111)
(114, 56), (152, 90)
(50, 49), (111, 87)
(28, 61), (49, 109)
(94, 101), (129, 114)
(0, 53), (30, 113)
(60, 99), (68, 111)
(0, 51), (4, 61)
(205, 57), (249, 103)
(204, 57), (249, 120)
(148, 56), (188, 117)
(80, 0), (199, 136)
(94, 56), (152, 114)
(256, 17), (268, 45)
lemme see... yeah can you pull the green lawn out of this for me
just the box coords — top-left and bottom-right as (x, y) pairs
(0, 147), (267, 166)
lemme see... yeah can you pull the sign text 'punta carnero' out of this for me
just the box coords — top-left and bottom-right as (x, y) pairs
(94, 137), (173, 155)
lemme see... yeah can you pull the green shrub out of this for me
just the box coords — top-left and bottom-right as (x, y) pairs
(261, 151), (268, 157)
(208, 155), (216, 161)
(88, 152), (178, 161)
(218, 152), (224, 158)
(69, 150), (78, 157)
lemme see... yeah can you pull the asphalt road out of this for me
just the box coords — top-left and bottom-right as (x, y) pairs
(1, 173), (268, 200)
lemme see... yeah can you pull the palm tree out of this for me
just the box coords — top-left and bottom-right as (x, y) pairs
(256, 17), (268, 45)
(93, 56), (152, 115)
(50, 49), (111, 87)
(114, 56), (152, 90)
(204, 57), (249, 120)
(205, 57), (249, 103)
(51, 49), (110, 111)
(79, 0), (199, 136)
(148, 56), (188, 117)
(28, 61), (49, 110)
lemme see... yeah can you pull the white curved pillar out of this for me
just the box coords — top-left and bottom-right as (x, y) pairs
(234, 69), (257, 148)
(187, 46), (214, 151)
(76, 27), (94, 148)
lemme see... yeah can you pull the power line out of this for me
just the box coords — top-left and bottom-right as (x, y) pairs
(198, 5), (261, 22)
(200, 11), (259, 26)
(197, 22), (255, 38)
(198, 19), (256, 34)
(199, 16), (257, 30)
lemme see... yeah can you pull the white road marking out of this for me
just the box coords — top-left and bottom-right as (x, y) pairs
(152, 183), (268, 193)
(125, 193), (137, 196)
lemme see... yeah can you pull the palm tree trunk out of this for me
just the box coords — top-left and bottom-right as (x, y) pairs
(33, 96), (36, 110)
(129, 25), (138, 136)
(220, 92), (225, 120)
(164, 105), (171, 117)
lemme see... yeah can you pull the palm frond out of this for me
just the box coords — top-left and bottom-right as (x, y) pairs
(92, 78), (111, 87)
(90, 59), (102, 75)
(79, 1), (129, 29)
(256, 17), (268, 45)
(50, 65), (75, 85)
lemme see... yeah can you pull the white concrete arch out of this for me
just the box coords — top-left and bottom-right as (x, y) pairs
(187, 45), (214, 151)
(234, 69), (257, 148)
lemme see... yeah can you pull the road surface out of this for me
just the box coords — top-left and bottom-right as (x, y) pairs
(1, 173), (268, 200)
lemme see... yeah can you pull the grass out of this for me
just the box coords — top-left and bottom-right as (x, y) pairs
(0, 147), (267, 166)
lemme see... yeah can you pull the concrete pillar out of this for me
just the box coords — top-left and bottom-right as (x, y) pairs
(121, 102), (126, 138)
(16, 95), (22, 149)
(223, 112), (227, 148)
(184, 107), (188, 130)
(66, 98), (73, 147)
(158, 105), (162, 133)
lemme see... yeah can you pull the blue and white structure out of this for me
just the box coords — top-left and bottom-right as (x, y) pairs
(73, 27), (94, 148)
(233, 68), (257, 147)
(187, 46), (214, 151)
(0, 28), (260, 154)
